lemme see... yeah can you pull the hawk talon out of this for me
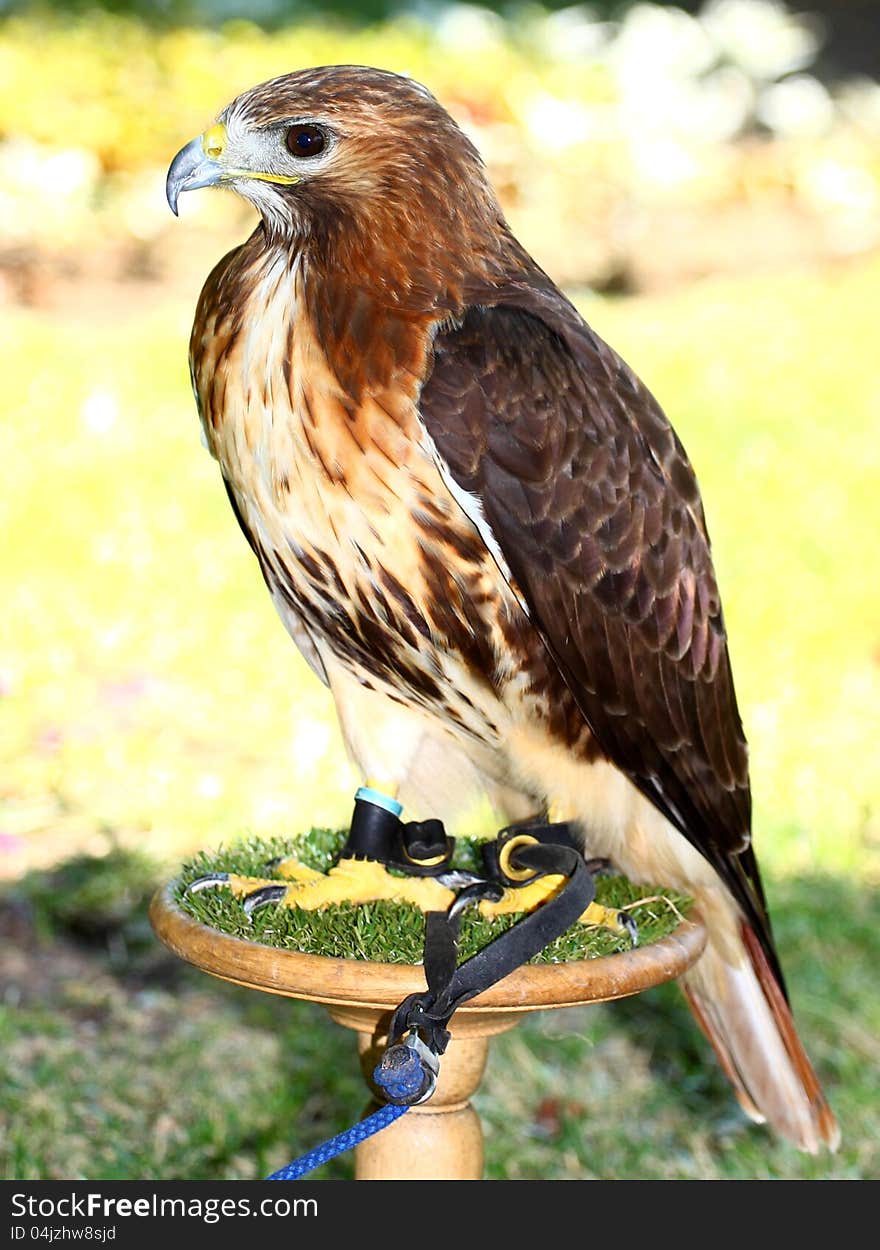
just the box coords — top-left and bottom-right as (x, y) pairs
(187, 872), (230, 893)
(435, 869), (486, 890)
(243, 884), (289, 916)
(620, 911), (639, 947)
(583, 857), (614, 878)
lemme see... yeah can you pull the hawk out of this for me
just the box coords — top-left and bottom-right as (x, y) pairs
(166, 65), (838, 1152)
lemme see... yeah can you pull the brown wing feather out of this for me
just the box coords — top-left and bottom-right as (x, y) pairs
(420, 284), (781, 982)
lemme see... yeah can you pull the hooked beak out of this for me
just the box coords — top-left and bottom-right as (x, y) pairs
(166, 131), (225, 216)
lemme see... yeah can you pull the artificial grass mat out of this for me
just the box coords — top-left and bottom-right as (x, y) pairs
(175, 829), (693, 965)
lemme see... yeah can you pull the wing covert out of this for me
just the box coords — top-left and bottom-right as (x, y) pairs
(419, 289), (772, 951)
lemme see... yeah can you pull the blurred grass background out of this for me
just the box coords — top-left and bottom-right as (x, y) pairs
(1, 0), (878, 1180)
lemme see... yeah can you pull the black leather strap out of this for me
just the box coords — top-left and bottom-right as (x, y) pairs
(340, 793), (595, 1097)
(341, 795), (457, 876)
(387, 839), (594, 1063)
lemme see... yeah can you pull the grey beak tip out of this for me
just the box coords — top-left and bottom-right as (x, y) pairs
(166, 135), (220, 219)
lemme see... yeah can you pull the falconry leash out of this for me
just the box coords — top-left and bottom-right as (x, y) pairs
(192, 788), (620, 1178)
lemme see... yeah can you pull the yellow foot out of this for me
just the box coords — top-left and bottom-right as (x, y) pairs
(478, 874), (567, 917)
(478, 879), (637, 942)
(187, 856), (455, 916)
(262, 856), (325, 884)
(299, 858), (454, 911)
(538, 801), (638, 943)
(579, 899), (638, 945)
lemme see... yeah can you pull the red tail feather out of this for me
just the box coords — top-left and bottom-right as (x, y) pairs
(683, 921), (839, 1153)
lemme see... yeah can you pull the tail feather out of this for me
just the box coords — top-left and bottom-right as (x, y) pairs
(683, 920), (839, 1153)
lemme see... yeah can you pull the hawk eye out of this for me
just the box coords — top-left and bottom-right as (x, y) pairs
(285, 124), (326, 158)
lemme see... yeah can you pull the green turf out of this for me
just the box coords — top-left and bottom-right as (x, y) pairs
(173, 829), (693, 963)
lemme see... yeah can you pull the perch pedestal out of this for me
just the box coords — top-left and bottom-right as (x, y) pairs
(149, 885), (706, 1180)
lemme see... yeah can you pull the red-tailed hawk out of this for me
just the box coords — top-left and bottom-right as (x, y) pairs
(167, 65), (838, 1152)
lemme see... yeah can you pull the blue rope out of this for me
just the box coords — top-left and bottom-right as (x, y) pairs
(266, 1103), (409, 1180)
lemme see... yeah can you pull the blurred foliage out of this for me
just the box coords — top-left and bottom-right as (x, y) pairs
(0, 0), (661, 25)
(1, 2), (879, 291)
(15, 841), (161, 940)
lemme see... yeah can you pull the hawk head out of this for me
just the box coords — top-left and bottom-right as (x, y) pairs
(166, 64), (509, 309)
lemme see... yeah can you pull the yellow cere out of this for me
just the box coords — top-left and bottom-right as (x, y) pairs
(201, 123), (227, 159)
